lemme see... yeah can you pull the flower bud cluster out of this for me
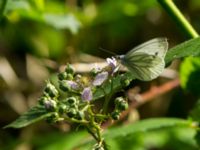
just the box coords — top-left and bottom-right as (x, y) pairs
(38, 64), (90, 123)
(39, 81), (58, 110)
(61, 97), (84, 120)
(58, 64), (80, 92)
(111, 97), (128, 120)
(38, 81), (60, 123)
(36, 58), (130, 148)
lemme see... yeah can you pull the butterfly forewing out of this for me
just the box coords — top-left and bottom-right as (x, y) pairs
(121, 38), (168, 81)
(126, 38), (168, 58)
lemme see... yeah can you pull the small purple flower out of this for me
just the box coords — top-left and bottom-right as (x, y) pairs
(66, 80), (79, 90)
(106, 57), (118, 74)
(81, 87), (93, 101)
(92, 71), (108, 86)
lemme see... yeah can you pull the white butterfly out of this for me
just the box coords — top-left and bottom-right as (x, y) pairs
(119, 38), (168, 81)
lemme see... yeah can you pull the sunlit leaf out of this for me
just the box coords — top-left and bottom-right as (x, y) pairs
(4, 0), (81, 33)
(76, 118), (193, 149)
(180, 57), (200, 95)
(33, 131), (89, 150)
(43, 13), (81, 34)
(104, 118), (192, 139)
(165, 37), (200, 64)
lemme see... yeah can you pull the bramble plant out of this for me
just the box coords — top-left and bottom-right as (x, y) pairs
(4, 0), (200, 149)
(4, 35), (200, 149)
(4, 35), (171, 149)
(6, 56), (133, 149)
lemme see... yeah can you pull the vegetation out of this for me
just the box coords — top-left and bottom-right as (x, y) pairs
(1, 0), (200, 150)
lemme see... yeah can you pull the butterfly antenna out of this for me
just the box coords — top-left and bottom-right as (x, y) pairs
(98, 47), (117, 56)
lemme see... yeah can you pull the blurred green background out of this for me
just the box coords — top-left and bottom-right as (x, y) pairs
(1, 0), (200, 150)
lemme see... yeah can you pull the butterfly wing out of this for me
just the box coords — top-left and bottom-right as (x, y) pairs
(126, 38), (168, 58)
(121, 38), (168, 81)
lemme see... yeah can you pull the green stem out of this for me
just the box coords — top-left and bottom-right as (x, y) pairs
(157, 0), (199, 38)
(102, 96), (110, 114)
(102, 79), (113, 114)
(64, 116), (89, 124)
(0, 0), (7, 20)
(86, 126), (99, 142)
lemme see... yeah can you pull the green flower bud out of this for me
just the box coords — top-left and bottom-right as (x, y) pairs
(121, 79), (130, 87)
(67, 108), (77, 118)
(65, 64), (74, 75)
(38, 96), (48, 105)
(46, 112), (59, 124)
(44, 82), (58, 98)
(66, 74), (73, 80)
(67, 97), (77, 104)
(115, 97), (124, 105)
(111, 111), (120, 120)
(118, 101), (128, 111)
(115, 97), (128, 111)
(58, 104), (67, 114)
(75, 111), (84, 120)
(58, 72), (68, 80)
(59, 80), (70, 91)
(120, 76), (130, 87)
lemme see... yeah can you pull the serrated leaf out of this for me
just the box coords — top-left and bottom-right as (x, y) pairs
(165, 37), (200, 64)
(4, 105), (54, 128)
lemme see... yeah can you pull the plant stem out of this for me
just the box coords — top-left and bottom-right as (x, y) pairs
(0, 0), (7, 20)
(86, 126), (99, 142)
(102, 80), (113, 114)
(157, 0), (199, 38)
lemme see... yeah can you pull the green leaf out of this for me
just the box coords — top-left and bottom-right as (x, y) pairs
(77, 118), (193, 148)
(104, 118), (192, 139)
(4, 0), (81, 33)
(165, 37), (200, 64)
(4, 105), (54, 128)
(190, 99), (200, 122)
(195, 131), (200, 147)
(33, 131), (89, 150)
(93, 72), (134, 101)
(180, 57), (200, 95)
(103, 127), (197, 150)
(43, 13), (81, 34)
